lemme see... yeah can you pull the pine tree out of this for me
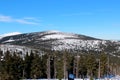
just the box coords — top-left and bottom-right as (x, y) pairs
(78, 54), (87, 78)
(99, 52), (107, 77)
(10, 52), (23, 79)
(2, 50), (13, 80)
(0, 50), (3, 80)
(55, 51), (64, 79)
(31, 53), (42, 78)
(41, 53), (47, 78)
(24, 51), (34, 78)
(86, 53), (97, 78)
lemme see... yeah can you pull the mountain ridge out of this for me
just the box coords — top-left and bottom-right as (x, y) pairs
(0, 30), (120, 56)
(0, 32), (21, 39)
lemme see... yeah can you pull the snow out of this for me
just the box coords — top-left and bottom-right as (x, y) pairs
(52, 39), (106, 51)
(41, 33), (78, 40)
(0, 30), (120, 55)
(0, 32), (21, 39)
(3, 39), (15, 43)
(47, 30), (60, 33)
(0, 44), (44, 58)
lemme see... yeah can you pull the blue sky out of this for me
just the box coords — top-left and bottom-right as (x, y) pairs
(0, 0), (120, 40)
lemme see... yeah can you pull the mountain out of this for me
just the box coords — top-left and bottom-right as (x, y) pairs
(0, 30), (120, 56)
(0, 32), (21, 39)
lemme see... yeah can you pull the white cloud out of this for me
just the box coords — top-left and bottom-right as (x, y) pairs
(0, 15), (13, 22)
(15, 19), (39, 25)
(23, 17), (41, 22)
(0, 14), (40, 25)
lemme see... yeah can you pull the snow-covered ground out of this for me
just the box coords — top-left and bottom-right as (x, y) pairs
(0, 30), (120, 55)
(0, 44), (44, 59)
(21, 75), (120, 80)
(52, 39), (107, 51)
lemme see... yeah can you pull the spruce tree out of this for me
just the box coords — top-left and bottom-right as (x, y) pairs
(86, 53), (97, 78)
(99, 52), (107, 77)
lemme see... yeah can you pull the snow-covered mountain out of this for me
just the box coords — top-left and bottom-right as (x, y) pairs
(0, 30), (120, 56)
(0, 32), (21, 39)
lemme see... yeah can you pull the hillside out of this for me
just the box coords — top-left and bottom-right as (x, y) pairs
(0, 30), (120, 79)
(0, 30), (120, 55)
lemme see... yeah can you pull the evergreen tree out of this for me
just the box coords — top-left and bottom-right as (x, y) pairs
(31, 53), (42, 78)
(2, 50), (13, 80)
(99, 52), (107, 77)
(55, 51), (64, 79)
(30, 52), (47, 78)
(86, 53), (97, 78)
(0, 50), (3, 80)
(24, 51), (34, 78)
(78, 54), (87, 78)
(10, 52), (23, 79)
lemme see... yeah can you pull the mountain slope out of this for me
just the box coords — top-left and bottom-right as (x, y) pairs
(0, 30), (120, 55)
(0, 32), (21, 39)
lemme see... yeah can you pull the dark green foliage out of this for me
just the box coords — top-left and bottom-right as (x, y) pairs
(55, 52), (64, 79)
(24, 52), (32, 78)
(86, 53), (98, 78)
(99, 53), (108, 77)
(31, 53), (42, 78)
(0, 51), (23, 80)
(78, 54), (87, 78)
(0, 50), (120, 79)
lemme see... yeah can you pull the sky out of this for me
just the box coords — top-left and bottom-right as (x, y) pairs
(0, 0), (120, 40)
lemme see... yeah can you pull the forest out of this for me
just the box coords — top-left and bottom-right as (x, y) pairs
(0, 49), (120, 80)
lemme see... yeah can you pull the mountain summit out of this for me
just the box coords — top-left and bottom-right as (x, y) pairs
(0, 30), (120, 55)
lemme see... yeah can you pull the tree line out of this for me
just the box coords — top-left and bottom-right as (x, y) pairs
(0, 50), (120, 80)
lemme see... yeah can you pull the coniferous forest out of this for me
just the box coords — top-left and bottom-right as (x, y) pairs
(0, 49), (120, 80)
